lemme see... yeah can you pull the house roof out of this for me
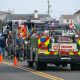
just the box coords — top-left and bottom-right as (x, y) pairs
(6, 14), (50, 21)
(74, 10), (80, 14)
(0, 11), (10, 15)
(60, 15), (74, 19)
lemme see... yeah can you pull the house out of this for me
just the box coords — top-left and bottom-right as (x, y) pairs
(74, 10), (80, 24)
(0, 11), (11, 32)
(6, 11), (53, 23)
(0, 11), (11, 21)
(59, 15), (74, 25)
(73, 10), (80, 35)
(4, 11), (54, 37)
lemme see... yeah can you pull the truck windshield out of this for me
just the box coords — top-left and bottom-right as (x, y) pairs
(49, 29), (79, 43)
(51, 29), (78, 37)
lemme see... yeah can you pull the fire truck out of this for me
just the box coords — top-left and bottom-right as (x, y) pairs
(26, 28), (80, 70)
(3, 21), (80, 70)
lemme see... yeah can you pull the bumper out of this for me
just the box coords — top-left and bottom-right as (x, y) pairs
(38, 54), (80, 63)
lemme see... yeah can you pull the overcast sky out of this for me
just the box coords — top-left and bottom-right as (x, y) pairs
(0, 0), (80, 19)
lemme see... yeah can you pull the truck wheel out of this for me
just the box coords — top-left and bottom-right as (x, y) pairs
(27, 61), (33, 67)
(70, 64), (78, 71)
(33, 62), (41, 70)
(76, 64), (80, 70)
(42, 63), (47, 70)
(62, 63), (67, 67)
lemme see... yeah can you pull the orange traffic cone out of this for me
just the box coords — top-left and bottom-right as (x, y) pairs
(13, 56), (18, 66)
(0, 54), (3, 62)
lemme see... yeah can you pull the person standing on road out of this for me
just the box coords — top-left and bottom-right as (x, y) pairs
(6, 31), (14, 59)
(16, 33), (24, 61)
(0, 36), (5, 57)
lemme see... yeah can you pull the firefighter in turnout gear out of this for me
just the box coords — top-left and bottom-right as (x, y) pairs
(6, 31), (14, 59)
(16, 33), (24, 61)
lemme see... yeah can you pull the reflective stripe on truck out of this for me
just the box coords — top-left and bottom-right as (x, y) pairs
(38, 36), (58, 55)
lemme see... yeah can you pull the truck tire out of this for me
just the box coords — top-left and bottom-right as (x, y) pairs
(42, 62), (47, 70)
(76, 64), (80, 70)
(70, 63), (78, 71)
(33, 62), (41, 70)
(27, 61), (33, 67)
(33, 62), (47, 70)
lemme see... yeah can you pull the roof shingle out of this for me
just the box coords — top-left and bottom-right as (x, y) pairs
(74, 10), (80, 14)
(7, 14), (50, 20)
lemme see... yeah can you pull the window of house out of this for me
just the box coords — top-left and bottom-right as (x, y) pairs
(67, 19), (69, 22)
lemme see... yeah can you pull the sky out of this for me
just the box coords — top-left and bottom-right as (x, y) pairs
(0, 0), (80, 19)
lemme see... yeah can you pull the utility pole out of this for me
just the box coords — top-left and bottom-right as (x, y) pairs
(47, 0), (50, 15)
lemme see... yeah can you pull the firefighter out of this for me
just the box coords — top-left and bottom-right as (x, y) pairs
(0, 36), (5, 57)
(6, 31), (14, 59)
(16, 33), (24, 61)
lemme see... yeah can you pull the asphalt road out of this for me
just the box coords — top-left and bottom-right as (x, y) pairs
(0, 59), (80, 80)
(0, 62), (48, 80)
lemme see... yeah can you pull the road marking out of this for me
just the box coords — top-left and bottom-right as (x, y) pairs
(3, 61), (64, 80)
